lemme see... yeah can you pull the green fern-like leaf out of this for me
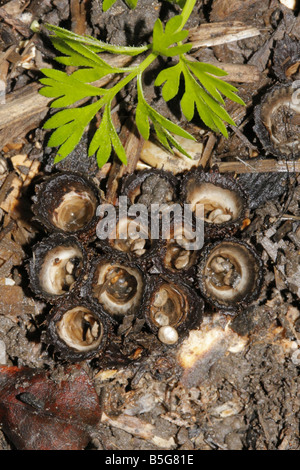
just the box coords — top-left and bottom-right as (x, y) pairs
(155, 57), (245, 137)
(38, 2), (245, 169)
(136, 75), (195, 158)
(88, 104), (127, 166)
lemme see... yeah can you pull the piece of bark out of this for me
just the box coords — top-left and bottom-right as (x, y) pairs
(0, 82), (49, 149)
(0, 0), (30, 17)
(189, 21), (261, 49)
(248, 21), (286, 72)
(210, 0), (264, 22)
(0, 155), (40, 214)
(217, 63), (262, 83)
(0, 231), (24, 273)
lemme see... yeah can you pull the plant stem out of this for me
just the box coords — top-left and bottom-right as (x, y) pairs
(180, 0), (197, 29)
(104, 0), (197, 103)
(105, 51), (158, 102)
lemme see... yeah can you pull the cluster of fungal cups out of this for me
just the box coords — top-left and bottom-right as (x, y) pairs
(28, 168), (263, 363)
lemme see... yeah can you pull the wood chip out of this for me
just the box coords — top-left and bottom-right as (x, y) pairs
(140, 136), (204, 174)
(280, 0), (297, 9)
(11, 154), (41, 186)
(0, 155), (40, 213)
(0, 173), (22, 213)
(189, 21), (261, 48)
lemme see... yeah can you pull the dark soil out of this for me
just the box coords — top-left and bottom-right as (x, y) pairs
(0, 0), (299, 451)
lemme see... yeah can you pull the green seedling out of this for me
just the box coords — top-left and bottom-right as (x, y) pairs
(39, 0), (245, 167)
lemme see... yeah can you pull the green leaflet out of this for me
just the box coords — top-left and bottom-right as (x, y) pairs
(45, 23), (149, 56)
(185, 59), (245, 106)
(103, 0), (118, 11)
(154, 62), (182, 101)
(39, 68), (104, 107)
(125, 0), (139, 8)
(50, 37), (134, 83)
(88, 104), (127, 166)
(152, 18), (191, 57)
(44, 100), (103, 162)
(181, 65), (228, 136)
(155, 56), (243, 137)
(136, 75), (195, 159)
(102, 0), (185, 11)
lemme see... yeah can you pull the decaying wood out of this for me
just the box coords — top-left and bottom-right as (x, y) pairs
(140, 135), (205, 174)
(248, 20), (286, 72)
(280, 0), (297, 9)
(189, 21), (261, 48)
(218, 159), (300, 173)
(0, 82), (49, 148)
(216, 63), (262, 83)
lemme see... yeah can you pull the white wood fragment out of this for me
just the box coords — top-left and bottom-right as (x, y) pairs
(280, 0), (297, 10)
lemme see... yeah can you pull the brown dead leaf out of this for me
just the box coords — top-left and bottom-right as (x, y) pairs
(0, 365), (102, 450)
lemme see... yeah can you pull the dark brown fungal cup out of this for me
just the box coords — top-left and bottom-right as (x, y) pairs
(197, 238), (263, 311)
(99, 214), (158, 263)
(181, 170), (248, 239)
(143, 274), (204, 345)
(46, 296), (108, 361)
(32, 172), (100, 238)
(254, 83), (300, 158)
(120, 168), (178, 208)
(28, 233), (87, 302)
(159, 217), (200, 275)
(84, 256), (144, 321)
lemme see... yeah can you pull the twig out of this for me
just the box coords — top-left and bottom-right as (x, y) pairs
(218, 159), (300, 173)
(229, 125), (258, 151)
(199, 133), (217, 168)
